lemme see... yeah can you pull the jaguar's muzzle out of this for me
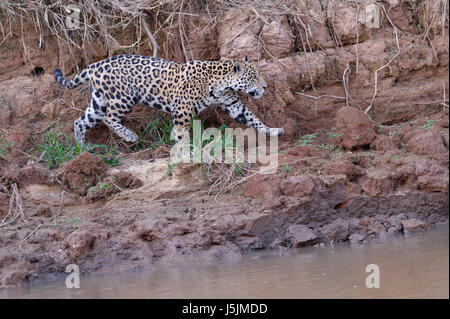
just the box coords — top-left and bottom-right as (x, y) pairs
(248, 88), (264, 99)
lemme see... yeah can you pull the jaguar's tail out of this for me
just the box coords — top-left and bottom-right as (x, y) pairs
(54, 68), (90, 89)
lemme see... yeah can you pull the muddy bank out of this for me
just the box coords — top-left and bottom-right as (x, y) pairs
(0, 0), (449, 288)
(0, 130), (448, 289)
(1, 118), (448, 288)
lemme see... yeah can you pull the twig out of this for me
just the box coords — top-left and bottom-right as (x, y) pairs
(56, 190), (71, 217)
(365, 5), (400, 115)
(18, 223), (42, 249)
(343, 64), (350, 107)
(442, 80), (448, 108)
(296, 92), (346, 100)
(442, 0), (448, 36)
(31, 121), (57, 135)
(0, 183), (26, 227)
(297, 29), (317, 91)
(415, 99), (449, 105)
(420, 2), (441, 46)
(257, 33), (288, 68)
(355, 5), (360, 74)
(223, 11), (259, 47)
(178, 0), (189, 61)
(141, 16), (158, 57)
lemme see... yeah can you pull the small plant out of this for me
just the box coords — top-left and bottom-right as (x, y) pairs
(298, 133), (317, 147)
(421, 120), (436, 131)
(88, 182), (114, 195)
(389, 131), (400, 136)
(327, 128), (343, 139)
(327, 132), (341, 138)
(283, 163), (293, 172)
(94, 182), (113, 192)
(68, 217), (82, 223)
(235, 163), (243, 175)
(167, 163), (177, 176)
(0, 130), (10, 161)
(140, 166), (156, 183)
(331, 145), (343, 157)
(316, 143), (342, 157)
(87, 179), (118, 199)
(317, 143), (332, 151)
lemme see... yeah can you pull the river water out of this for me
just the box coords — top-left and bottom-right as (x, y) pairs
(1, 225), (448, 299)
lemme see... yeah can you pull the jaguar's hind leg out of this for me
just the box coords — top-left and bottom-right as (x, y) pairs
(74, 89), (107, 146)
(101, 101), (138, 143)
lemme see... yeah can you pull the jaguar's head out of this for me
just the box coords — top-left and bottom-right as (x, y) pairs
(229, 56), (266, 99)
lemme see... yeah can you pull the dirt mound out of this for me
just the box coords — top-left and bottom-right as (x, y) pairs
(336, 107), (376, 150)
(1, 164), (54, 187)
(370, 135), (402, 151)
(1, 126), (33, 164)
(60, 152), (107, 196)
(86, 171), (143, 200)
(114, 171), (143, 189)
(403, 126), (449, 164)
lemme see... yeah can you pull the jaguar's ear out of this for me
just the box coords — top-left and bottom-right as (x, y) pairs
(233, 61), (244, 76)
(243, 55), (248, 62)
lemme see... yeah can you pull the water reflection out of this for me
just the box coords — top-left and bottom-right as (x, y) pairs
(2, 225), (448, 299)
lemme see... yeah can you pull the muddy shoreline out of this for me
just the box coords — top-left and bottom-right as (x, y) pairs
(0, 153), (448, 288)
(2, 224), (448, 298)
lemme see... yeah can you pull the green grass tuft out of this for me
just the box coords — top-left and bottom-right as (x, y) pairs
(298, 133), (317, 147)
(135, 115), (174, 151)
(33, 129), (120, 169)
(0, 130), (10, 161)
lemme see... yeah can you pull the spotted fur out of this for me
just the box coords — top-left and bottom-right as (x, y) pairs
(54, 55), (284, 145)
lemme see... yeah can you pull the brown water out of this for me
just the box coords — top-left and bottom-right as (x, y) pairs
(2, 226), (448, 299)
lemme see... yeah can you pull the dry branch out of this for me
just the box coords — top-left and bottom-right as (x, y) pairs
(0, 183), (26, 227)
(141, 16), (158, 57)
(365, 4), (400, 116)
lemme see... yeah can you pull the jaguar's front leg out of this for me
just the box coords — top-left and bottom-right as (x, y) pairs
(170, 106), (194, 163)
(222, 94), (284, 136)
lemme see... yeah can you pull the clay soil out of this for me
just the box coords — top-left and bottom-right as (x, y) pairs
(0, 0), (448, 288)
